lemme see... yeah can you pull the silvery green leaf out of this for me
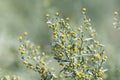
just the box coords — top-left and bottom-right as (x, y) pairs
(84, 38), (93, 41)
(103, 69), (108, 72)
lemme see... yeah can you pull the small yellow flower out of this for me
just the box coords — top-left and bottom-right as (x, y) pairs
(61, 34), (65, 38)
(17, 76), (21, 80)
(29, 45), (33, 49)
(23, 61), (27, 65)
(76, 63), (81, 67)
(99, 69), (104, 75)
(41, 66), (46, 70)
(90, 33), (95, 38)
(29, 66), (34, 69)
(95, 73), (98, 77)
(54, 48), (57, 50)
(34, 49), (38, 53)
(85, 27), (89, 30)
(27, 56), (31, 59)
(55, 23), (59, 26)
(61, 45), (64, 49)
(114, 11), (118, 15)
(91, 58), (94, 61)
(67, 34), (70, 38)
(52, 23), (56, 27)
(61, 52), (64, 56)
(82, 7), (87, 12)
(21, 50), (26, 54)
(66, 17), (70, 21)
(67, 45), (71, 49)
(41, 72), (46, 77)
(97, 53), (101, 60)
(45, 13), (50, 17)
(19, 36), (23, 41)
(67, 49), (71, 53)
(59, 53), (64, 57)
(77, 38), (81, 40)
(33, 57), (37, 61)
(42, 62), (46, 65)
(24, 32), (28, 36)
(99, 71), (104, 76)
(70, 31), (75, 35)
(77, 27), (81, 31)
(73, 47), (79, 53)
(37, 46), (41, 49)
(55, 12), (59, 16)
(42, 52), (45, 56)
(53, 35), (57, 38)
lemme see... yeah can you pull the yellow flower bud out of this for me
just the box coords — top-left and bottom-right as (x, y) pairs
(29, 45), (33, 49)
(29, 66), (34, 69)
(77, 27), (81, 31)
(42, 62), (46, 65)
(42, 52), (45, 56)
(21, 50), (26, 54)
(37, 46), (40, 49)
(114, 11), (118, 15)
(90, 33), (95, 38)
(67, 49), (71, 53)
(45, 13), (50, 17)
(53, 35), (57, 38)
(85, 27), (89, 30)
(23, 61), (27, 65)
(70, 31), (75, 35)
(76, 63), (80, 67)
(66, 17), (70, 21)
(61, 34), (65, 38)
(24, 32), (28, 36)
(17, 76), (21, 80)
(41, 72), (46, 77)
(27, 56), (31, 59)
(82, 7), (87, 12)
(67, 45), (71, 49)
(41, 66), (46, 71)
(97, 53), (101, 60)
(55, 12), (59, 16)
(19, 36), (23, 41)
(33, 57), (37, 61)
(91, 58), (94, 61)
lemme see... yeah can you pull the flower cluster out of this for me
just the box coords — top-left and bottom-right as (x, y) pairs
(18, 32), (54, 80)
(0, 75), (21, 80)
(113, 11), (120, 29)
(18, 8), (107, 80)
(46, 8), (107, 80)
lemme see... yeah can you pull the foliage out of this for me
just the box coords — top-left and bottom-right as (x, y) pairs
(0, 75), (20, 80)
(18, 8), (107, 80)
(113, 11), (120, 29)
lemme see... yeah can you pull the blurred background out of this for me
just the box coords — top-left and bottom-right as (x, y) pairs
(0, 0), (120, 80)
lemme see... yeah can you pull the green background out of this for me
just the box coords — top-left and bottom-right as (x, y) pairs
(0, 0), (120, 80)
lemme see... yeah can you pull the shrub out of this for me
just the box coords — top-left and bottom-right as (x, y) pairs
(18, 8), (107, 80)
